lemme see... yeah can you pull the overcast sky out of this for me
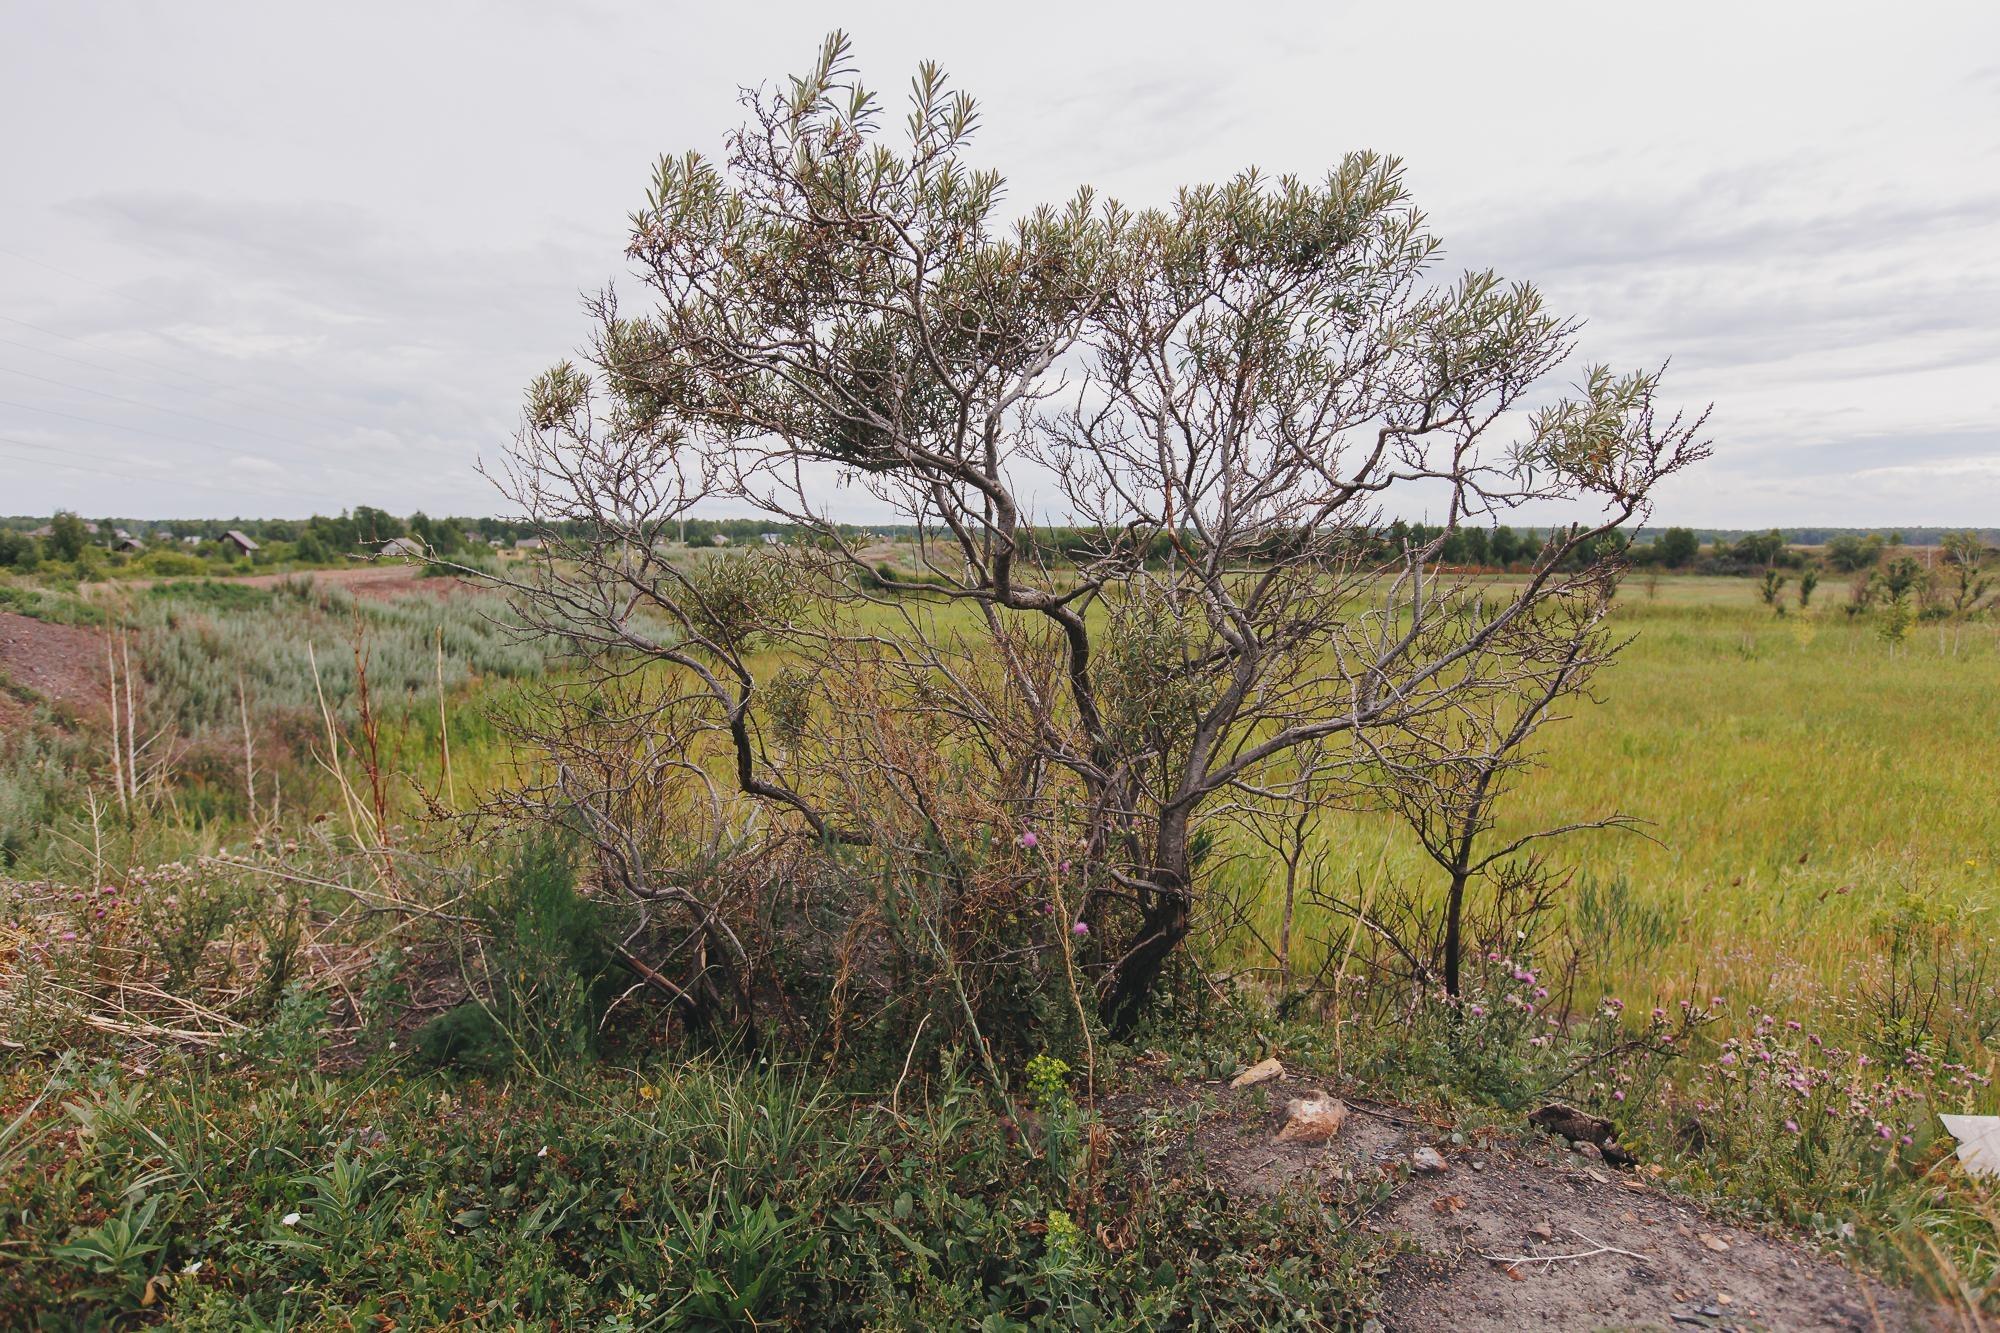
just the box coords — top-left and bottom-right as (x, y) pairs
(2, 0), (1996, 525)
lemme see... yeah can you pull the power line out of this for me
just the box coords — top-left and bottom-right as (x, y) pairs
(0, 403), (331, 502)
(0, 332), (216, 401)
(0, 244), (196, 322)
(0, 309), (387, 439)
(0, 310), (283, 402)
(0, 436), (325, 505)
(0, 362), (304, 449)
(0, 435), (261, 497)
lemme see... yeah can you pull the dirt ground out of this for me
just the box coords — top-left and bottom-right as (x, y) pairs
(80, 561), (454, 601)
(0, 611), (110, 731)
(2, 566), (467, 730)
(1121, 1069), (1942, 1332)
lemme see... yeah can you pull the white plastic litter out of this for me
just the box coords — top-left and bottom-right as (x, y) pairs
(1939, 1115), (2000, 1176)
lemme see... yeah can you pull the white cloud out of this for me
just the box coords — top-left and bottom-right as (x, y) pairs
(1, 0), (1995, 524)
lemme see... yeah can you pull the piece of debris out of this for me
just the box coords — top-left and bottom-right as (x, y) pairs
(1410, 1145), (1449, 1173)
(1275, 1096), (1347, 1144)
(1230, 1056), (1285, 1089)
(1699, 1233), (1730, 1253)
(1939, 1114), (2000, 1176)
(1530, 1102), (1615, 1142)
(1482, 1226), (1647, 1267)
(1530, 1101), (1637, 1166)
(1529, 1221), (1555, 1241)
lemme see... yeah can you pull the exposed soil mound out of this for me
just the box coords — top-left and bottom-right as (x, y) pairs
(1117, 1072), (1940, 1331)
(83, 562), (468, 602)
(0, 611), (108, 728)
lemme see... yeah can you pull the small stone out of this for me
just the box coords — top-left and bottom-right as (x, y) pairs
(1275, 1096), (1347, 1144)
(1529, 1221), (1554, 1240)
(1700, 1233), (1730, 1253)
(1575, 1140), (1604, 1162)
(1410, 1146), (1449, 1173)
(1231, 1057), (1285, 1089)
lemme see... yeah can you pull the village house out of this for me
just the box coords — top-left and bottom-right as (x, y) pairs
(222, 530), (260, 556)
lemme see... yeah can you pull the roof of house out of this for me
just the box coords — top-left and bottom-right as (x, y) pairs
(223, 530), (261, 551)
(379, 536), (425, 558)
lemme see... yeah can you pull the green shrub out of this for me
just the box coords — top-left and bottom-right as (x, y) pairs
(0, 719), (90, 868)
(134, 548), (210, 578)
(413, 1002), (511, 1074)
(0, 582), (104, 625)
(133, 581), (544, 739)
(418, 834), (618, 1074)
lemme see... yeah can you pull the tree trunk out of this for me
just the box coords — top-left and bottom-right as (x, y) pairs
(1442, 868), (1470, 998)
(1100, 893), (1190, 1036)
(1100, 812), (1193, 1035)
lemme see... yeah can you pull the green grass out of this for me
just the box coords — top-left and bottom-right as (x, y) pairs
(1226, 578), (2000, 1020)
(5, 567), (1999, 1320)
(0, 1048), (1387, 1328)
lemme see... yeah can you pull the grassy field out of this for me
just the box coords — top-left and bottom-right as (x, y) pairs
(11, 566), (1992, 1027)
(1229, 576), (2000, 1021)
(775, 560), (2000, 1027)
(5, 565), (2000, 1322)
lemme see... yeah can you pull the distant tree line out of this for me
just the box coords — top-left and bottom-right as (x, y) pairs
(4, 511), (1992, 597)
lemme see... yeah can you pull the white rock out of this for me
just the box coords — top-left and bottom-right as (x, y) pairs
(1410, 1146), (1449, 1173)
